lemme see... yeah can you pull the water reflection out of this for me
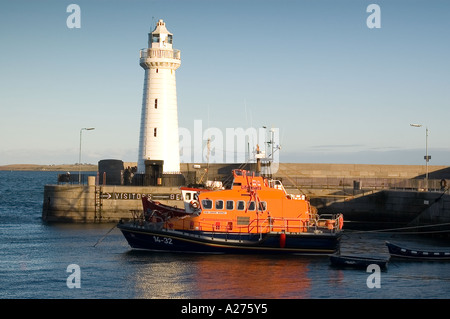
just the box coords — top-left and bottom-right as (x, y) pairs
(128, 252), (313, 299)
(192, 255), (312, 299)
(122, 232), (450, 299)
(127, 252), (198, 298)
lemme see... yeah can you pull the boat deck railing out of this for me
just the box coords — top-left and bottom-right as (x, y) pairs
(137, 213), (342, 237)
(247, 214), (342, 235)
(126, 215), (343, 245)
(127, 208), (342, 242)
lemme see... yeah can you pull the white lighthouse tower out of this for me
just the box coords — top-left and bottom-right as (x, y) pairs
(137, 19), (181, 174)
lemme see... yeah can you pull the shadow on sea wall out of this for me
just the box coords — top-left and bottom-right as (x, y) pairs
(316, 190), (450, 232)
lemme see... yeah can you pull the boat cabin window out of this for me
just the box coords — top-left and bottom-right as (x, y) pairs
(258, 201), (267, 211)
(237, 200), (245, 211)
(226, 200), (234, 210)
(248, 201), (255, 211)
(215, 200), (224, 210)
(185, 193), (191, 200)
(202, 199), (213, 210)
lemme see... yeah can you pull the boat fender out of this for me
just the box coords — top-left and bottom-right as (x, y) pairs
(279, 232), (286, 248)
(190, 200), (199, 210)
(339, 215), (344, 230)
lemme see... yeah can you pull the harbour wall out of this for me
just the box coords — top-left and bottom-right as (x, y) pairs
(42, 177), (182, 223)
(274, 163), (450, 179)
(42, 163), (450, 228)
(318, 190), (450, 232)
(185, 162), (450, 182)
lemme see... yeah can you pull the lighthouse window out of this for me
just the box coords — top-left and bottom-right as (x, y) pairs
(154, 99), (158, 109)
(152, 34), (160, 43)
(167, 34), (173, 44)
(154, 128), (157, 137)
(215, 200), (224, 210)
(202, 199), (213, 210)
(237, 200), (245, 211)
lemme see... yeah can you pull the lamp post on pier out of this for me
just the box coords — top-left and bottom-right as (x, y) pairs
(410, 123), (429, 190)
(79, 127), (95, 184)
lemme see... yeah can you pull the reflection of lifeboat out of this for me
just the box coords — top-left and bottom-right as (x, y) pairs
(194, 255), (311, 298)
(118, 169), (343, 255)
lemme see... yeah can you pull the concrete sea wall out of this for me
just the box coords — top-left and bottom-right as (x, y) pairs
(42, 163), (450, 229)
(42, 178), (182, 223)
(275, 163), (450, 179)
(319, 190), (450, 231)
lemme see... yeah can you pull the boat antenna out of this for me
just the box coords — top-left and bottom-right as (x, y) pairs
(206, 138), (211, 181)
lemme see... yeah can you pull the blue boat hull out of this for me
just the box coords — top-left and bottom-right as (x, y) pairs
(117, 222), (341, 255)
(329, 254), (389, 270)
(386, 241), (450, 260)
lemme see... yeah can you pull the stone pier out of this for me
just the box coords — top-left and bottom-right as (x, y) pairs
(42, 176), (182, 223)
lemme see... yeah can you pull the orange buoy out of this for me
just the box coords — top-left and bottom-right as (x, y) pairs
(339, 215), (344, 230)
(279, 232), (286, 248)
(190, 200), (199, 210)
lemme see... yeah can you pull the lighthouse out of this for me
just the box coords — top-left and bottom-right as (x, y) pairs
(137, 19), (181, 174)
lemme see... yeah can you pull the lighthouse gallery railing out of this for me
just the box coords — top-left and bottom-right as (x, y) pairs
(140, 48), (181, 60)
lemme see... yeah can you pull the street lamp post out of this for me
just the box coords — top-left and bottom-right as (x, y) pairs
(410, 124), (429, 190)
(79, 127), (95, 184)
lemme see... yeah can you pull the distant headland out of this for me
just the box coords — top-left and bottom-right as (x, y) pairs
(0, 164), (97, 171)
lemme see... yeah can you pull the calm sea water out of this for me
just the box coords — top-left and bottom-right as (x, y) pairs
(1, 171), (450, 300)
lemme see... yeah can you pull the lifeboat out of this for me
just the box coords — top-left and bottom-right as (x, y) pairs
(117, 169), (343, 255)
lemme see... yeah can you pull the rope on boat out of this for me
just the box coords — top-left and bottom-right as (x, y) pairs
(93, 224), (117, 247)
